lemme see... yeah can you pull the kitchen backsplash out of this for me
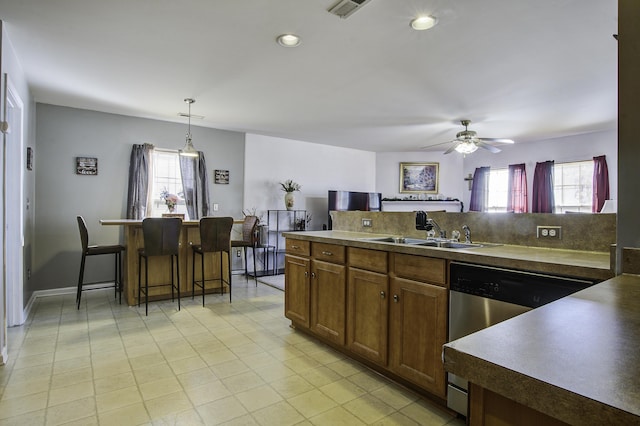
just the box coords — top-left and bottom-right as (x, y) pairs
(330, 211), (615, 253)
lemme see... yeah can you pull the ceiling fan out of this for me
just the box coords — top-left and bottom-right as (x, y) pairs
(442, 120), (514, 154)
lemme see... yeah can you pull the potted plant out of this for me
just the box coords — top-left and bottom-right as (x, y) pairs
(280, 179), (301, 210)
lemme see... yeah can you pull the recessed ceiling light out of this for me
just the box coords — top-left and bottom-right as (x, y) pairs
(410, 15), (438, 31)
(276, 34), (301, 47)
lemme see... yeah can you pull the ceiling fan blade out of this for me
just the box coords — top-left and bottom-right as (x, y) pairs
(475, 140), (502, 153)
(479, 137), (514, 144)
(443, 141), (460, 155)
(420, 139), (456, 149)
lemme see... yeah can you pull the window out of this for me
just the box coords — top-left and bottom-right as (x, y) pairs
(553, 160), (593, 213)
(487, 168), (508, 212)
(148, 149), (190, 218)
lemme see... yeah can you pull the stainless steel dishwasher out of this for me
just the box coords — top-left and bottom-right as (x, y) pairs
(447, 262), (595, 418)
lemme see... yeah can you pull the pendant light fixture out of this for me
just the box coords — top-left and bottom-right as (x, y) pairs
(179, 98), (199, 157)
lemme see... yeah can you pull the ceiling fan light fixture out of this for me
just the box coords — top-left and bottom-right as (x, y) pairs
(454, 141), (478, 154)
(276, 34), (301, 47)
(410, 15), (438, 31)
(179, 98), (199, 157)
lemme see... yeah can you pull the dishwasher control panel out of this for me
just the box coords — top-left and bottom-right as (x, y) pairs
(450, 262), (595, 308)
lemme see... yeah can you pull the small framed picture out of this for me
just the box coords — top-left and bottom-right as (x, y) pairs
(26, 147), (33, 171)
(399, 162), (439, 194)
(76, 157), (98, 175)
(214, 169), (229, 184)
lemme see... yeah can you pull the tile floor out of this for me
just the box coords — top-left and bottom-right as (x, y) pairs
(0, 277), (465, 426)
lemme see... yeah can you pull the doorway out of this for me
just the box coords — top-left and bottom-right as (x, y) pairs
(4, 75), (25, 330)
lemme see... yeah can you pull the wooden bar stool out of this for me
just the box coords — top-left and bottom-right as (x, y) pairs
(138, 217), (182, 316)
(192, 217), (233, 305)
(76, 216), (126, 309)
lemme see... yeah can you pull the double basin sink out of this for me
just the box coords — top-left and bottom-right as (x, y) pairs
(361, 236), (499, 249)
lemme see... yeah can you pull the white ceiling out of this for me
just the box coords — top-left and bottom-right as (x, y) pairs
(0, 0), (618, 153)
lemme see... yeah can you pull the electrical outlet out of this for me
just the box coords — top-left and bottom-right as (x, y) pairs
(213, 203), (219, 211)
(362, 218), (372, 227)
(537, 226), (562, 239)
(236, 249), (242, 257)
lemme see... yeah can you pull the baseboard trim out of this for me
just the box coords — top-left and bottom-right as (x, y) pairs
(24, 282), (117, 320)
(0, 345), (7, 366)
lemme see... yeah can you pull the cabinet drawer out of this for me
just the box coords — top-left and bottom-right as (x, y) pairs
(392, 253), (446, 286)
(286, 239), (310, 256)
(312, 242), (346, 264)
(348, 247), (388, 273)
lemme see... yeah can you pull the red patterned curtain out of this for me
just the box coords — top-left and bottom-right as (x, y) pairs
(592, 155), (610, 213)
(532, 161), (555, 213)
(507, 163), (528, 213)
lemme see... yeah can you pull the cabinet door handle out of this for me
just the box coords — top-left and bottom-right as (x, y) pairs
(321, 251), (333, 256)
(393, 294), (399, 303)
(380, 291), (386, 299)
(291, 245), (299, 249)
(311, 272), (316, 279)
(304, 271), (308, 277)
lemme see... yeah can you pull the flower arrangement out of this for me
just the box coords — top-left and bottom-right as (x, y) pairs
(280, 179), (301, 193)
(160, 188), (179, 212)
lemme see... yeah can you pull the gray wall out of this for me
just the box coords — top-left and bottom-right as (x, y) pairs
(33, 104), (245, 291)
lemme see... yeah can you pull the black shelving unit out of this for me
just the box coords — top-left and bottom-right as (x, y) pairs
(267, 209), (306, 274)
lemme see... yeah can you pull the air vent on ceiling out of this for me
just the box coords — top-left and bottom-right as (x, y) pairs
(328, 0), (372, 19)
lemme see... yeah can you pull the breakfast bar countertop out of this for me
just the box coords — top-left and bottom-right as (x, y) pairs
(282, 230), (613, 281)
(443, 274), (640, 425)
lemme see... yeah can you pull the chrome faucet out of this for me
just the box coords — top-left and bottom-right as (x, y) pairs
(427, 218), (446, 239)
(462, 225), (471, 243)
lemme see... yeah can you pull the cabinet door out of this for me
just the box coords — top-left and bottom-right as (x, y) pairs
(347, 268), (389, 365)
(389, 277), (447, 397)
(284, 254), (310, 328)
(311, 260), (346, 345)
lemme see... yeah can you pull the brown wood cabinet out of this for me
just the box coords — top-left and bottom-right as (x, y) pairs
(310, 259), (346, 345)
(469, 383), (569, 426)
(285, 237), (449, 401)
(310, 242), (346, 345)
(347, 247), (389, 365)
(284, 254), (311, 327)
(284, 239), (311, 327)
(389, 253), (448, 398)
(285, 240), (347, 346)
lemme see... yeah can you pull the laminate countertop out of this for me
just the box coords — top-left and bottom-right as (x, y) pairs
(282, 230), (613, 281)
(443, 274), (640, 425)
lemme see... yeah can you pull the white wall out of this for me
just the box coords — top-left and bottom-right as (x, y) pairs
(461, 129), (617, 211)
(376, 152), (464, 201)
(244, 134), (376, 230)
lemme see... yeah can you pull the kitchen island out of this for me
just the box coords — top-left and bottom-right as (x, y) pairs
(282, 229), (614, 411)
(101, 219), (243, 305)
(443, 274), (640, 425)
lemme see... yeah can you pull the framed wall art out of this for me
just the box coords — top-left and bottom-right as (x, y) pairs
(76, 157), (98, 175)
(399, 162), (439, 194)
(214, 169), (229, 184)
